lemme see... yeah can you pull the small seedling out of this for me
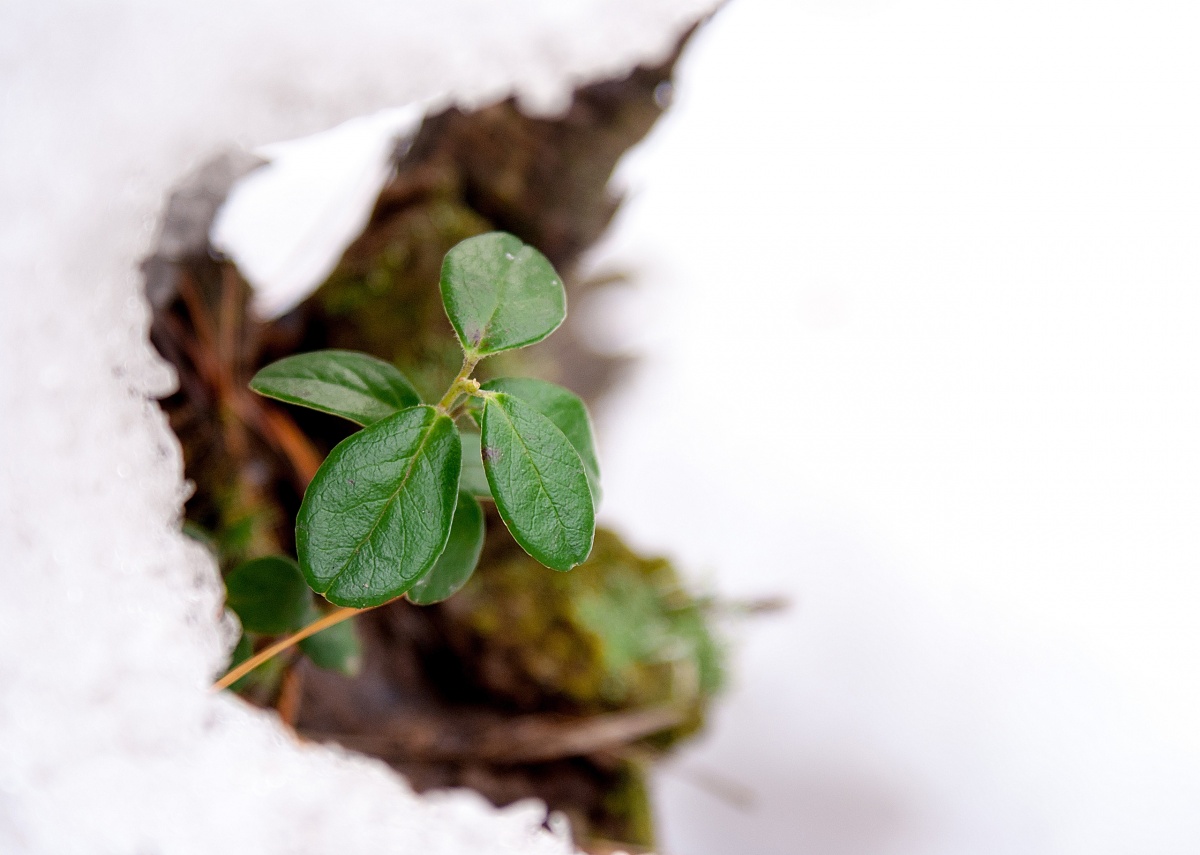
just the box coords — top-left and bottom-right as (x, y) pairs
(216, 232), (599, 688)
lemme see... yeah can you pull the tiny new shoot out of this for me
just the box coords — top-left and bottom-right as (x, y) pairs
(216, 232), (600, 689)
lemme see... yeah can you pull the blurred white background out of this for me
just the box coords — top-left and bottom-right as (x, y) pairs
(589, 0), (1200, 852)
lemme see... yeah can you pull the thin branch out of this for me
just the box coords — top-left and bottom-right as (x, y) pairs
(214, 606), (363, 691)
(233, 392), (323, 487)
(436, 354), (481, 412)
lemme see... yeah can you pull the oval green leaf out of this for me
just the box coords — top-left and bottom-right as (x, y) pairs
(482, 377), (602, 506)
(481, 392), (594, 571)
(250, 349), (421, 425)
(457, 430), (492, 499)
(296, 405), (461, 607)
(440, 232), (566, 357)
(408, 491), (486, 605)
(224, 555), (312, 635)
(299, 612), (363, 676)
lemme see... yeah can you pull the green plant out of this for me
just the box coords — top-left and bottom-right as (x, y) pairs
(216, 232), (599, 688)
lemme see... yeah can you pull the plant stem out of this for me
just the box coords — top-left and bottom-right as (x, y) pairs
(436, 354), (481, 412)
(213, 606), (363, 690)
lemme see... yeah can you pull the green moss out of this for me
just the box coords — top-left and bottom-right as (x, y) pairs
(314, 192), (493, 401)
(443, 528), (724, 736)
(597, 762), (656, 850)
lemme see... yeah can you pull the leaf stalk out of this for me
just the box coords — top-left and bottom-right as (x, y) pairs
(436, 355), (482, 413)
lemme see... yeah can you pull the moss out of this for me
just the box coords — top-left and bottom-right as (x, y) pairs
(441, 527), (724, 740)
(313, 189), (493, 401)
(597, 762), (656, 851)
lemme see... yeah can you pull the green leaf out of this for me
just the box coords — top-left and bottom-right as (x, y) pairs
(231, 632), (254, 666)
(224, 555), (312, 635)
(481, 377), (602, 506)
(250, 349), (421, 425)
(296, 405), (461, 607)
(299, 614), (363, 676)
(481, 392), (594, 571)
(457, 430), (491, 498)
(408, 491), (486, 605)
(228, 632), (286, 693)
(440, 232), (566, 357)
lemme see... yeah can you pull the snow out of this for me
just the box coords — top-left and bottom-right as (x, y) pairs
(211, 104), (430, 320)
(0, 1), (717, 853)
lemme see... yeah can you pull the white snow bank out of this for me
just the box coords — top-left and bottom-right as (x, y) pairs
(0, 1), (717, 853)
(210, 104), (429, 320)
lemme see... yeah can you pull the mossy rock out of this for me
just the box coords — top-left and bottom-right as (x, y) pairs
(442, 526), (722, 729)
